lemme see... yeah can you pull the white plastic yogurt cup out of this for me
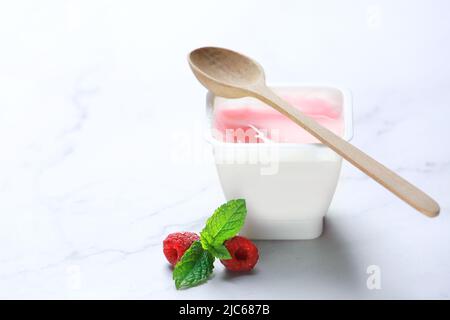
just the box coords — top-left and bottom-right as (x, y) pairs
(205, 84), (353, 240)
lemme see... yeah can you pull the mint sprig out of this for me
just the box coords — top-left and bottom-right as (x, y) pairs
(173, 241), (214, 289)
(200, 199), (247, 258)
(205, 243), (232, 260)
(170, 199), (248, 289)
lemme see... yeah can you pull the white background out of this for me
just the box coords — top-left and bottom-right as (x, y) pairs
(0, 0), (449, 299)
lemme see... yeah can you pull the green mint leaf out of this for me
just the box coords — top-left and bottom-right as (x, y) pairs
(172, 241), (214, 289)
(206, 244), (231, 260)
(200, 199), (247, 249)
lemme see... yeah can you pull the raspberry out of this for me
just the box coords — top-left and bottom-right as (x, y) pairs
(220, 236), (259, 272)
(163, 232), (200, 266)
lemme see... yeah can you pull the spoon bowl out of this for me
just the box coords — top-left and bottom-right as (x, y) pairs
(189, 47), (264, 98)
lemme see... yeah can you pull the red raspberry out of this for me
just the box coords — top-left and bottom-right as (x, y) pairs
(163, 232), (200, 266)
(220, 236), (259, 272)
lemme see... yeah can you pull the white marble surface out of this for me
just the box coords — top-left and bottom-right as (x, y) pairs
(0, 1), (449, 299)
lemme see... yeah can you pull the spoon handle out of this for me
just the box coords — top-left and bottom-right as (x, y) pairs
(253, 85), (440, 217)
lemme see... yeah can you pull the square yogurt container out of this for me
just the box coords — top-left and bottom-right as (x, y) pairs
(205, 84), (353, 239)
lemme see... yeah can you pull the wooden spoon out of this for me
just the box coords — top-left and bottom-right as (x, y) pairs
(188, 46), (440, 217)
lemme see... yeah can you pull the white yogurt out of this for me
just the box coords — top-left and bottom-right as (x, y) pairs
(206, 85), (353, 239)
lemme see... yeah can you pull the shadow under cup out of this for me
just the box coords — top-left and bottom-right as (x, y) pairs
(205, 84), (353, 240)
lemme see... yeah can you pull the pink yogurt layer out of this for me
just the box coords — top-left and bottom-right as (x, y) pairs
(212, 87), (345, 144)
